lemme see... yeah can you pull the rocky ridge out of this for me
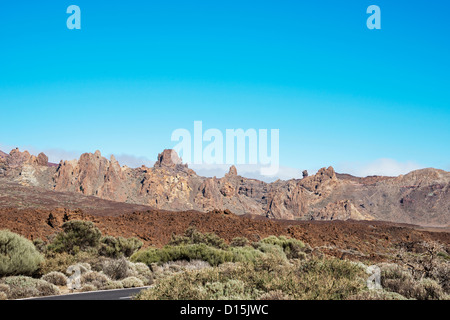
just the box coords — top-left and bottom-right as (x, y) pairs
(0, 148), (449, 226)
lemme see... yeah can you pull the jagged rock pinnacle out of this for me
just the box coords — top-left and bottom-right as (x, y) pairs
(154, 149), (182, 168)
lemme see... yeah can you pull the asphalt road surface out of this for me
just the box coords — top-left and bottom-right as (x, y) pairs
(23, 286), (151, 300)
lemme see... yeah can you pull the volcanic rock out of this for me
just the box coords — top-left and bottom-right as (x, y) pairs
(0, 147), (449, 226)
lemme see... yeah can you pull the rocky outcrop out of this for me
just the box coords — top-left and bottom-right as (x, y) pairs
(300, 166), (339, 197)
(266, 180), (308, 220)
(310, 200), (374, 221)
(0, 147), (449, 226)
(154, 149), (184, 169)
(52, 151), (129, 202)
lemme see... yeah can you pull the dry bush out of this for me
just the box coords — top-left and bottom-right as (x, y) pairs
(39, 252), (76, 275)
(137, 257), (366, 300)
(0, 284), (10, 295)
(347, 290), (408, 300)
(41, 271), (68, 286)
(0, 276), (59, 299)
(230, 237), (249, 247)
(80, 284), (96, 292)
(80, 271), (110, 289)
(102, 280), (124, 290)
(47, 220), (101, 254)
(0, 230), (43, 276)
(102, 257), (130, 280)
(259, 290), (291, 300)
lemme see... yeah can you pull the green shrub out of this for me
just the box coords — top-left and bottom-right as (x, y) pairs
(168, 227), (228, 250)
(347, 290), (408, 300)
(128, 262), (153, 284)
(0, 230), (44, 276)
(99, 236), (143, 258)
(132, 244), (234, 266)
(47, 220), (102, 254)
(41, 271), (68, 286)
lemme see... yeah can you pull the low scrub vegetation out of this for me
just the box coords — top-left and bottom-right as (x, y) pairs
(0, 230), (43, 277)
(0, 225), (448, 300)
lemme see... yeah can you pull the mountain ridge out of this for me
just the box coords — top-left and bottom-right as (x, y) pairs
(0, 147), (449, 227)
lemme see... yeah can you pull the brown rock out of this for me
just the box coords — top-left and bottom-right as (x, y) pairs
(154, 149), (182, 168)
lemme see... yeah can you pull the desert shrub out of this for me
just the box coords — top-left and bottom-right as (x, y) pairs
(102, 280), (124, 290)
(102, 257), (130, 280)
(33, 239), (47, 254)
(395, 241), (450, 293)
(41, 271), (68, 286)
(259, 290), (291, 300)
(380, 263), (447, 300)
(168, 227), (228, 250)
(128, 262), (153, 284)
(417, 278), (446, 300)
(0, 276), (59, 299)
(121, 276), (144, 288)
(0, 292), (7, 300)
(430, 262), (450, 294)
(230, 246), (264, 264)
(258, 236), (306, 259)
(80, 271), (110, 288)
(347, 290), (408, 300)
(39, 252), (76, 275)
(0, 284), (10, 296)
(132, 244), (234, 266)
(67, 262), (91, 275)
(0, 230), (44, 276)
(47, 220), (102, 254)
(137, 257), (366, 300)
(150, 260), (210, 282)
(202, 279), (261, 300)
(230, 237), (249, 247)
(80, 284), (96, 292)
(36, 280), (60, 297)
(99, 236), (143, 258)
(254, 251), (288, 273)
(252, 242), (286, 257)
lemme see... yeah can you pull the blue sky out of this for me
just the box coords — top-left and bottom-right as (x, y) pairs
(0, 1), (449, 178)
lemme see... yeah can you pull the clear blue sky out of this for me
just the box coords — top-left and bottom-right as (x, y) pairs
(0, 1), (449, 177)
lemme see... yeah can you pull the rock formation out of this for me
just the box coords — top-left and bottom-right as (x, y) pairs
(0, 147), (449, 226)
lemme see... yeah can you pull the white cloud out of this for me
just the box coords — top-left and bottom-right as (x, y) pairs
(336, 158), (423, 177)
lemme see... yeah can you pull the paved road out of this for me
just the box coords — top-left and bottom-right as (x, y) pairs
(24, 286), (151, 300)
